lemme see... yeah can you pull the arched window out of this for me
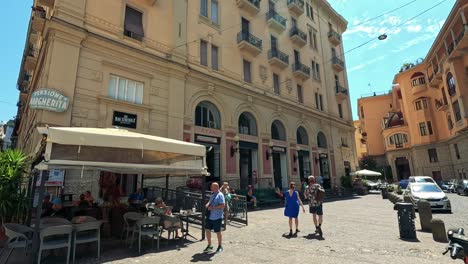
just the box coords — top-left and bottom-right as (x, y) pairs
(388, 133), (408, 148)
(238, 112), (257, 136)
(410, 72), (425, 87)
(317, 132), (327, 149)
(195, 101), (221, 129)
(271, 120), (286, 141)
(296, 126), (309, 145)
(447, 72), (456, 96)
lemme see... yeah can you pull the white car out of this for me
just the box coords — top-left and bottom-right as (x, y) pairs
(403, 182), (451, 213)
(409, 176), (436, 184)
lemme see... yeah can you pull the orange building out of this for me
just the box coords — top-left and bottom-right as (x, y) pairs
(357, 0), (468, 181)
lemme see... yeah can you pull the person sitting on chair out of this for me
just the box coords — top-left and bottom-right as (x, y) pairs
(154, 197), (182, 238)
(246, 186), (257, 208)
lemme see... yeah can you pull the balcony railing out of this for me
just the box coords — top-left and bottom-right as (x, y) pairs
(287, 0), (304, 9)
(447, 42), (454, 54)
(237, 31), (262, 50)
(455, 29), (465, 45)
(332, 56), (344, 71)
(124, 29), (144, 41)
(289, 26), (307, 41)
(34, 9), (46, 19)
(328, 30), (341, 45)
(335, 85), (348, 95)
(28, 46), (39, 57)
(266, 10), (287, 28)
(268, 49), (289, 65)
(292, 62), (310, 79)
(435, 98), (448, 111)
(236, 0), (261, 14)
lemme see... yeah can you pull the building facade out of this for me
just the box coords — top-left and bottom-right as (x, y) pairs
(15, 0), (357, 195)
(357, 0), (468, 181)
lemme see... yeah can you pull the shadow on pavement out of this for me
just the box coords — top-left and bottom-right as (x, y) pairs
(323, 196), (362, 204)
(191, 252), (216, 262)
(304, 233), (325, 241)
(399, 237), (420, 243)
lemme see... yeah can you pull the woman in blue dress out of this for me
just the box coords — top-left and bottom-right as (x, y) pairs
(284, 182), (305, 236)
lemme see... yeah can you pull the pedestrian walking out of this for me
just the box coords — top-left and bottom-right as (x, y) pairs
(205, 182), (225, 253)
(284, 181), (305, 237)
(305, 175), (325, 237)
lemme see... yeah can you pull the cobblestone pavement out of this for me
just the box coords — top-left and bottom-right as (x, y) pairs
(3, 193), (467, 264)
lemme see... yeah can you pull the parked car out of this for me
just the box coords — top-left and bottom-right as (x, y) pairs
(437, 181), (451, 192)
(399, 179), (410, 189)
(409, 176), (436, 184)
(456, 179), (468, 196)
(403, 182), (451, 213)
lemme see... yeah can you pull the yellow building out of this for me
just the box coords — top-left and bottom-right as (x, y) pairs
(15, 0), (357, 195)
(353, 120), (367, 158)
(357, 0), (468, 181)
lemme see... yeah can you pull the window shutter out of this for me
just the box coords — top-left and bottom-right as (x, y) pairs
(211, 45), (219, 70)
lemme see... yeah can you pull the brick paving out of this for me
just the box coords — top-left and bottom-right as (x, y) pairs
(3, 193), (467, 264)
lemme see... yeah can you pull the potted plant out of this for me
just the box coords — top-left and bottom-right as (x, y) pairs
(0, 149), (29, 241)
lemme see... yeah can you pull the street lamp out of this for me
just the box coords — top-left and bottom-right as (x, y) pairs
(230, 135), (240, 157)
(266, 141), (274, 160)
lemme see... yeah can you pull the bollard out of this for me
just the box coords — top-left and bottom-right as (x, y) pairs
(396, 202), (417, 240)
(418, 200), (432, 232)
(382, 188), (388, 199)
(431, 218), (448, 243)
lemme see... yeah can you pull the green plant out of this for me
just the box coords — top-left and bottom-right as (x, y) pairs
(0, 149), (29, 224)
(340, 175), (352, 189)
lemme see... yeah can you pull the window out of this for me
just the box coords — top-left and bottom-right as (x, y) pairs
(453, 100), (462, 122)
(360, 106), (364, 118)
(447, 72), (456, 96)
(273, 73), (280, 95)
(427, 121), (433, 135)
(309, 3), (314, 20)
(195, 101), (221, 129)
(319, 94), (323, 111)
(317, 132), (327, 149)
(428, 148), (438, 163)
(108, 75), (143, 104)
(454, 143), (460, 160)
(200, 40), (208, 66)
(415, 101), (422, 110)
(314, 62), (321, 80)
(315, 93), (319, 109)
(124, 6), (144, 40)
(306, 3), (310, 17)
(419, 122), (427, 136)
(200, 0), (208, 17)
(312, 30), (318, 49)
(211, 45), (219, 70)
(297, 85), (303, 104)
(243, 59), (251, 83)
(389, 133), (408, 148)
(210, 0), (218, 24)
(308, 30), (313, 47)
(422, 98), (428, 109)
(448, 115), (454, 130)
(419, 77), (426, 85)
(297, 127), (309, 145)
(338, 104), (343, 118)
(239, 112), (257, 136)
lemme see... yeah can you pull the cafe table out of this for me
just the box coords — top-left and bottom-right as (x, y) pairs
(173, 210), (202, 240)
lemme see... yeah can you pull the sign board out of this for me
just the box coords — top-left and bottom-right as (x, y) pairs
(29, 89), (69, 112)
(272, 146), (286, 153)
(195, 134), (219, 144)
(112, 111), (137, 129)
(36, 169), (65, 187)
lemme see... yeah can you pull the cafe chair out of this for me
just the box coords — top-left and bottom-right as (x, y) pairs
(2, 223), (34, 263)
(38, 225), (73, 264)
(130, 217), (162, 254)
(121, 212), (143, 245)
(72, 221), (102, 264)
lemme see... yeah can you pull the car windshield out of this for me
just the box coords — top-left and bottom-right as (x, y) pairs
(411, 185), (441, 193)
(414, 178), (434, 183)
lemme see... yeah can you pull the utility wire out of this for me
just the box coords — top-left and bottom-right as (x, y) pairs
(350, 0), (419, 28)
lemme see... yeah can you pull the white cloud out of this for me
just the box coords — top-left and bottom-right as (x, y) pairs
(368, 42), (379, 49)
(391, 33), (435, 53)
(348, 64), (366, 73)
(406, 25), (422, 32)
(344, 15), (404, 38)
(347, 55), (386, 73)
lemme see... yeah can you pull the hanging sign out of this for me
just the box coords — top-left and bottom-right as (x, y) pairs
(112, 111), (137, 129)
(29, 89), (70, 112)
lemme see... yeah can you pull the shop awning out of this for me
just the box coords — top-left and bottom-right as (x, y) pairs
(34, 127), (208, 176)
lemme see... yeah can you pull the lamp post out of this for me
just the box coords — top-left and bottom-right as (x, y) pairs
(230, 135), (240, 157)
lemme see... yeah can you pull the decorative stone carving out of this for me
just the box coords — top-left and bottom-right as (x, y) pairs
(207, 82), (215, 95)
(247, 96), (253, 103)
(259, 65), (267, 83)
(286, 78), (292, 94)
(276, 105), (282, 112)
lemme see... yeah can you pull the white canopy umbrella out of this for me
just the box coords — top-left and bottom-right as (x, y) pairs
(350, 169), (382, 177)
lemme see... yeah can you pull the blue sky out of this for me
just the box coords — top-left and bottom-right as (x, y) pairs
(0, 0), (456, 123)
(327, 0), (455, 119)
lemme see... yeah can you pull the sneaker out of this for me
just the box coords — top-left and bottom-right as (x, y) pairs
(317, 226), (323, 237)
(288, 230), (293, 237)
(216, 246), (223, 253)
(296, 229), (300, 233)
(204, 245), (213, 252)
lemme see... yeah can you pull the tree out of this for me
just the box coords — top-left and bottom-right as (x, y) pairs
(359, 155), (377, 171)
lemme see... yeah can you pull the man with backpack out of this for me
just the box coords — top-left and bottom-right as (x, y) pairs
(304, 175), (325, 237)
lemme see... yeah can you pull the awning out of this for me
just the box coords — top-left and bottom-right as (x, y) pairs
(350, 169), (382, 177)
(34, 127), (208, 176)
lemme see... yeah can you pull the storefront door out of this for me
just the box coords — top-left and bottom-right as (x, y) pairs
(319, 156), (330, 189)
(298, 151), (311, 180)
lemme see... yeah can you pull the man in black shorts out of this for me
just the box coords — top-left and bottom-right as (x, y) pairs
(304, 175), (325, 236)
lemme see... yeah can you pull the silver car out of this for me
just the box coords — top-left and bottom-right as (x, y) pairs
(403, 183), (451, 213)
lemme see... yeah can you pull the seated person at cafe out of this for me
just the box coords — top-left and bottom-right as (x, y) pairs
(128, 188), (146, 207)
(46, 198), (66, 218)
(84, 190), (94, 205)
(247, 186), (257, 207)
(74, 194), (91, 208)
(154, 197), (182, 238)
(41, 193), (53, 217)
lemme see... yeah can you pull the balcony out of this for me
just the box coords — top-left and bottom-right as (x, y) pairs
(266, 10), (287, 33)
(411, 82), (427, 95)
(292, 62), (310, 80)
(237, 31), (262, 56)
(328, 30), (341, 46)
(29, 29), (41, 45)
(435, 99), (449, 111)
(31, 10), (46, 33)
(37, 0), (54, 8)
(335, 85), (348, 100)
(236, 0), (260, 15)
(268, 49), (289, 69)
(24, 47), (39, 71)
(429, 65), (442, 88)
(289, 26), (307, 47)
(331, 56), (344, 72)
(287, 0), (304, 16)
(448, 26), (468, 59)
(22, 73), (31, 87)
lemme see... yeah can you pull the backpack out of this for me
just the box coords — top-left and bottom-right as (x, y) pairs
(315, 187), (326, 202)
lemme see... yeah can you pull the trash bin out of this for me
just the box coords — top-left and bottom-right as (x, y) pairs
(396, 202), (416, 240)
